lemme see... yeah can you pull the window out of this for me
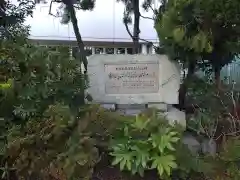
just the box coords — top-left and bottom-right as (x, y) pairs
(147, 44), (152, 54)
(126, 48), (133, 54)
(106, 48), (114, 54)
(72, 46), (93, 58)
(117, 48), (125, 54)
(84, 46), (92, 56)
(138, 45), (142, 54)
(95, 47), (104, 54)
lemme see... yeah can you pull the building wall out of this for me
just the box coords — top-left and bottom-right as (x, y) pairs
(38, 42), (156, 73)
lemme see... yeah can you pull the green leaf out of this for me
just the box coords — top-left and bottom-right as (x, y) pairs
(131, 164), (138, 175)
(157, 164), (164, 176)
(112, 156), (123, 166)
(138, 167), (144, 177)
(124, 126), (129, 136)
(168, 160), (178, 168)
(133, 114), (150, 130)
(170, 137), (180, 142)
(206, 42), (213, 53)
(164, 164), (171, 176)
(169, 131), (177, 136)
(126, 159), (132, 170)
(166, 143), (175, 151)
(120, 159), (126, 170)
(151, 155), (177, 177)
(173, 27), (185, 43)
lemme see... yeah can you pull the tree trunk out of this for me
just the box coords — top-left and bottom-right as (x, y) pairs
(214, 66), (221, 89)
(178, 61), (196, 110)
(132, 0), (140, 54)
(63, 0), (87, 104)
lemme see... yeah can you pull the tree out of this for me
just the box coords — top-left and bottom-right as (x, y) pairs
(61, 0), (95, 104)
(117, 0), (141, 54)
(40, 0), (95, 72)
(155, 0), (240, 108)
(36, 0), (95, 104)
(0, 0), (34, 25)
(118, 0), (161, 54)
(0, 0), (34, 37)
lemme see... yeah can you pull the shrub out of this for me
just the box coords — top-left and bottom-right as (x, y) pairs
(109, 109), (184, 179)
(186, 76), (240, 143)
(0, 38), (87, 121)
(185, 77), (240, 180)
(4, 104), (123, 180)
(0, 31), (91, 179)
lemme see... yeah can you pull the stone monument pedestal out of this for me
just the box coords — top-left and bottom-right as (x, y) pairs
(87, 54), (186, 128)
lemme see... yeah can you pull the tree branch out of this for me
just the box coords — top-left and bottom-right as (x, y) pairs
(123, 20), (134, 39)
(123, 20), (158, 49)
(48, 0), (63, 17)
(123, 14), (158, 49)
(138, 38), (158, 48)
(48, 0), (56, 17)
(147, 4), (156, 15)
(140, 13), (154, 20)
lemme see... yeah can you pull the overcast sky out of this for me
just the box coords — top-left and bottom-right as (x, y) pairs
(24, 0), (159, 42)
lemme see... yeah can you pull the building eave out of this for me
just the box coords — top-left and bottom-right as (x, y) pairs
(29, 38), (157, 47)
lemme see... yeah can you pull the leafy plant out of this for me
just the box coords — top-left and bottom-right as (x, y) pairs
(109, 110), (183, 179)
(183, 77), (240, 180)
(197, 137), (240, 180)
(186, 77), (240, 142)
(0, 37), (87, 121)
(5, 104), (122, 180)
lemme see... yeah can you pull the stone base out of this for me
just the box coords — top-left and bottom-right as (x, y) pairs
(116, 104), (146, 116)
(148, 103), (168, 111)
(164, 106), (186, 128)
(99, 103), (186, 129)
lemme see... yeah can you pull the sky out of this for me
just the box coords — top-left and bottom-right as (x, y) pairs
(24, 0), (160, 43)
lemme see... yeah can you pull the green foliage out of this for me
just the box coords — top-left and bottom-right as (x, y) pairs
(0, 30), (89, 178)
(0, 37), (87, 120)
(184, 78), (240, 179)
(155, 0), (213, 55)
(109, 110), (183, 179)
(60, 0), (96, 24)
(174, 143), (214, 179)
(186, 76), (240, 139)
(155, 0), (240, 73)
(5, 104), (122, 180)
(202, 137), (240, 180)
(0, 0), (34, 39)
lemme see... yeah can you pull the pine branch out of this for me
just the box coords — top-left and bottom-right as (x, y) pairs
(123, 12), (157, 49)
(140, 14), (154, 20)
(123, 19), (134, 39)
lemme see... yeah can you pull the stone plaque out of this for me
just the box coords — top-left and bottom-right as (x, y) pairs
(104, 63), (159, 94)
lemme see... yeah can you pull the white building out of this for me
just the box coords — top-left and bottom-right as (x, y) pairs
(25, 0), (160, 56)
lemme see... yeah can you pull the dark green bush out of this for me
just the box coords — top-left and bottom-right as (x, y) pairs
(185, 77), (240, 180)
(5, 104), (125, 180)
(0, 36), (87, 121)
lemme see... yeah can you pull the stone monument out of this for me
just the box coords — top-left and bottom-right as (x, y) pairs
(86, 54), (186, 127)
